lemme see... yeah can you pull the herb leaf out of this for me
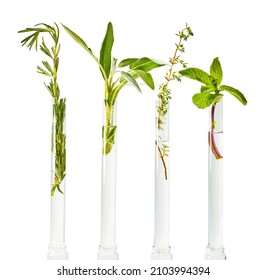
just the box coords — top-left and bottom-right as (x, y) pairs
(37, 66), (52, 77)
(118, 58), (138, 68)
(121, 71), (141, 92)
(179, 68), (213, 85)
(100, 22), (114, 79)
(19, 22), (66, 196)
(134, 70), (154, 89)
(219, 85), (247, 105)
(130, 57), (165, 71)
(61, 23), (94, 56)
(192, 92), (223, 109)
(201, 85), (215, 93)
(210, 57), (223, 86)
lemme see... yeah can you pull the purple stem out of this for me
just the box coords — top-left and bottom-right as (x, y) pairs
(209, 103), (223, 159)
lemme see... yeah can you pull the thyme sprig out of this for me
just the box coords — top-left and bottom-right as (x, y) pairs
(19, 23), (66, 196)
(156, 24), (193, 180)
(157, 24), (193, 130)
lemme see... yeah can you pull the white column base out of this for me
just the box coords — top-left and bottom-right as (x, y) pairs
(47, 244), (68, 260)
(151, 246), (172, 260)
(97, 245), (119, 260)
(205, 245), (226, 260)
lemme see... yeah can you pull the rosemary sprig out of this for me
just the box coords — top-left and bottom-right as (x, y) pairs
(19, 23), (66, 196)
(156, 24), (193, 180)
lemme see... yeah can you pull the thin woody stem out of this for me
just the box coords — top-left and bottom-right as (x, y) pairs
(209, 103), (223, 159)
(156, 26), (190, 181)
(155, 140), (168, 180)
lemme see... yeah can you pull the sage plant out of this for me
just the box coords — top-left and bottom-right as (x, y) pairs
(62, 22), (165, 155)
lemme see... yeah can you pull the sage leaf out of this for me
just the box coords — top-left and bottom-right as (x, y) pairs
(219, 85), (247, 105)
(100, 22), (114, 79)
(134, 70), (154, 89)
(210, 57), (223, 86)
(130, 57), (165, 71)
(118, 58), (138, 68)
(121, 71), (141, 92)
(106, 126), (117, 144)
(61, 23), (94, 56)
(179, 68), (213, 85)
(192, 92), (223, 109)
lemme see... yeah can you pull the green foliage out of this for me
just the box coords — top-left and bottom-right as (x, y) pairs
(156, 24), (193, 180)
(210, 57), (223, 86)
(129, 57), (165, 71)
(102, 126), (117, 155)
(180, 57), (247, 160)
(157, 24), (193, 130)
(62, 22), (165, 155)
(178, 68), (213, 86)
(219, 85), (247, 105)
(120, 71), (141, 92)
(19, 22), (66, 196)
(60, 23), (94, 56)
(51, 98), (66, 196)
(100, 22), (114, 79)
(192, 92), (223, 109)
(179, 57), (247, 108)
(118, 58), (138, 67)
(135, 70), (154, 89)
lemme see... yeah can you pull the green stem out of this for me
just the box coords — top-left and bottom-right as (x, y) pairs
(51, 98), (66, 196)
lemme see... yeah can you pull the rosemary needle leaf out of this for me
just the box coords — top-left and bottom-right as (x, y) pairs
(37, 66), (52, 77)
(42, 61), (53, 75)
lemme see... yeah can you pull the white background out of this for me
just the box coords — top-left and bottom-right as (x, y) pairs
(1, 0), (265, 279)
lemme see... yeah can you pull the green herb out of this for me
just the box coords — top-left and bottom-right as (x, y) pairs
(18, 23), (66, 196)
(179, 57), (247, 159)
(62, 22), (165, 155)
(156, 24), (193, 180)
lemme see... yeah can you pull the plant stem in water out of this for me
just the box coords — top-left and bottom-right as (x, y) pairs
(208, 103), (223, 160)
